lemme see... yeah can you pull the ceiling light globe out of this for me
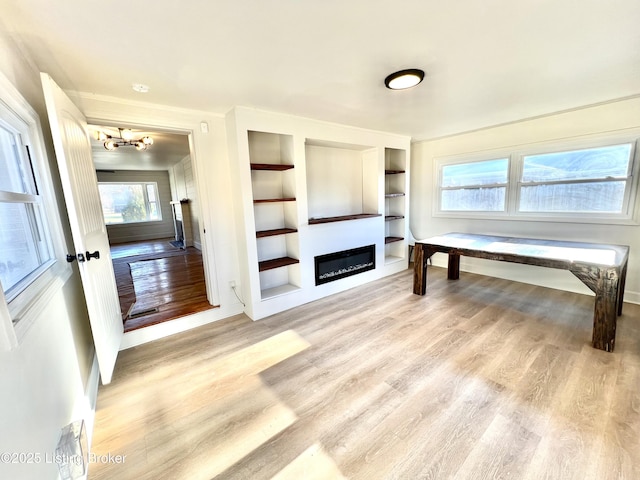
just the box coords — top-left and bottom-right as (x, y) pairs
(104, 140), (118, 151)
(384, 69), (425, 90)
(142, 136), (154, 145)
(135, 142), (147, 151)
(120, 129), (134, 141)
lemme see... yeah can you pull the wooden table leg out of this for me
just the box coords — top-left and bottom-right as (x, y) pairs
(617, 261), (627, 316)
(592, 268), (619, 352)
(413, 244), (427, 295)
(448, 253), (460, 280)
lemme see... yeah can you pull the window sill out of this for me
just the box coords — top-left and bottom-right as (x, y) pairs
(105, 220), (164, 227)
(432, 210), (640, 226)
(8, 260), (72, 348)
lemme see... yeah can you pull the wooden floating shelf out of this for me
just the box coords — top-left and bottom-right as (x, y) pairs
(385, 215), (405, 221)
(385, 169), (405, 175)
(256, 228), (298, 238)
(385, 193), (405, 198)
(258, 256), (299, 272)
(385, 236), (404, 244)
(253, 197), (296, 203)
(308, 213), (382, 225)
(250, 163), (294, 171)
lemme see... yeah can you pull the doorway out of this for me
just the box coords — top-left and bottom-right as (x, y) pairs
(90, 124), (214, 331)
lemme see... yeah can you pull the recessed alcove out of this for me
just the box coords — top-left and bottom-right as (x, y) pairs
(305, 139), (379, 224)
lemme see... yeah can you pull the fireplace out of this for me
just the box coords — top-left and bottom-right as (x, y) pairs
(314, 245), (375, 286)
(170, 200), (191, 249)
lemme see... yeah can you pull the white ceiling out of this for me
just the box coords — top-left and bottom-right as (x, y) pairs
(2, 0), (640, 142)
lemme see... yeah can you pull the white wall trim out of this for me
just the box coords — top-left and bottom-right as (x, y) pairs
(84, 355), (100, 449)
(119, 305), (244, 350)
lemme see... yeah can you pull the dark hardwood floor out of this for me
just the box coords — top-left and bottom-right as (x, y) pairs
(110, 238), (215, 332)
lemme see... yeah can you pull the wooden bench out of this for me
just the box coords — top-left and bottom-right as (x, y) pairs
(412, 232), (630, 352)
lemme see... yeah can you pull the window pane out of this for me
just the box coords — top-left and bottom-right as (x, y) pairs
(0, 125), (30, 194)
(149, 202), (159, 220)
(146, 183), (156, 202)
(99, 184), (147, 224)
(442, 158), (509, 187)
(520, 181), (626, 213)
(98, 183), (161, 224)
(522, 144), (632, 182)
(0, 202), (51, 296)
(442, 187), (506, 211)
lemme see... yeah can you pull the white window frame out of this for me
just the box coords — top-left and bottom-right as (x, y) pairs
(436, 155), (512, 217)
(0, 72), (71, 350)
(433, 131), (640, 225)
(97, 181), (162, 225)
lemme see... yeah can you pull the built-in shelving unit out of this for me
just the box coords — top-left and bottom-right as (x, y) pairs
(248, 131), (300, 298)
(227, 107), (410, 320)
(384, 149), (408, 264)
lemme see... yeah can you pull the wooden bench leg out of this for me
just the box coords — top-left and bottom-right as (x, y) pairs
(592, 270), (619, 352)
(413, 245), (427, 295)
(448, 253), (460, 280)
(617, 260), (628, 316)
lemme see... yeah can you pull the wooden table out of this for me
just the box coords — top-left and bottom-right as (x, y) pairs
(413, 233), (630, 352)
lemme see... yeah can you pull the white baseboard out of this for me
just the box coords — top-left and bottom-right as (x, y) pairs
(624, 290), (640, 305)
(84, 356), (100, 449)
(120, 305), (245, 350)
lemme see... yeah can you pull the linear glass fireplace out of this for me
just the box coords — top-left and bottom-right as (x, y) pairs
(314, 244), (375, 286)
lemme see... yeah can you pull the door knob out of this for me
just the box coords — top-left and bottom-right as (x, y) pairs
(66, 253), (86, 263)
(86, 250), (100, 261)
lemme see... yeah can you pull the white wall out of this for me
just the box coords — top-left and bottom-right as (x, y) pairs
(0, 24), (97, 480)
(411, 96), (640, 304)
(169, 155), (201, 248)
(97, 169), (175, 243)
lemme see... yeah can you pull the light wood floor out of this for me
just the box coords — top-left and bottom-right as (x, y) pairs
(88, 266), (640, 480)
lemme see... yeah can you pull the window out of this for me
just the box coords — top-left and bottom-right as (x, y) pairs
(98, 182), (162, 224)
(441, 158), (509, 212)
(0, 126), (54, 300)
(0, 73), (70, 349)
(435, 136), (639, 223)
(519, 144), (633, 214)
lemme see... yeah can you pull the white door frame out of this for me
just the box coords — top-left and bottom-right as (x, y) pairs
(70, 94), (244, 348)
(91, 121), (216, 305)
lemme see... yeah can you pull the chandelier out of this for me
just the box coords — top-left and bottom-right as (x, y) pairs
(95, 128), (154, 151)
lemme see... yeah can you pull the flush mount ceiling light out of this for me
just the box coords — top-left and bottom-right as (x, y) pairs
(384, 68), (425, 90)
(95, 128), (154, 151)
(132, 83), (150, 93)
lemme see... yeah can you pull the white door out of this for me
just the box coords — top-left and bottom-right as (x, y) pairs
(40, 73), (123, 385)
